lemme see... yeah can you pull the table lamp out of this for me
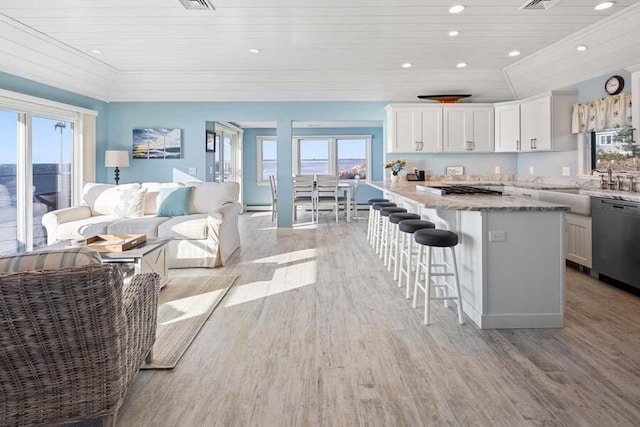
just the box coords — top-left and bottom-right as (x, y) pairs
(104, 150), (130, 185)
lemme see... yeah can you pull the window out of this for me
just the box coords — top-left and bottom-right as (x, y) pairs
(293, 135), (371, 180)
(257, 136), (277, 183)
(591, 127), (639, 172)
(0, 88), (95, 254)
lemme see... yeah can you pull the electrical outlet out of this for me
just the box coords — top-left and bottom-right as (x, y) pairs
(188, 167), (197, 175)
(529, 166), (535, 174)
(562, 166), (571, 176)
(494, 166), (501, 174)
(489, 230), (506, 242)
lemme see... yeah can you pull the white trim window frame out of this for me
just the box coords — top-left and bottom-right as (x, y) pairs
(256, 135), (277, 185)
(0, 88), (96, 252)
(292, 135), (372, 181)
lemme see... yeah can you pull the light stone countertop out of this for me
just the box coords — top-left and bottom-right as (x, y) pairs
(368, 181), (570, 212)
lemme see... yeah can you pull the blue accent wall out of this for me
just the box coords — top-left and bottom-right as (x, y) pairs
(106, 101), (387, 227)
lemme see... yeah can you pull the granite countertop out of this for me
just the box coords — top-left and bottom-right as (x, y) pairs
(368, 181), (570, 212)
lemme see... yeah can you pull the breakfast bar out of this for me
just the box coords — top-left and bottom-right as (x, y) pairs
(369, 181), (570, 329)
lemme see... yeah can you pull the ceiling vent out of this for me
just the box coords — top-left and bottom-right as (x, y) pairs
(178, 0), (214, 10)
(518, 0), (561, 10)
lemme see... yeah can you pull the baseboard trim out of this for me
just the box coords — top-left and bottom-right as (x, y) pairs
(276, 227), (293, 236)
(479, 313), (564, 329)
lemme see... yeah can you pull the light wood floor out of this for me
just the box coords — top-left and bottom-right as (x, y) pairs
(74, 211), (640, 426)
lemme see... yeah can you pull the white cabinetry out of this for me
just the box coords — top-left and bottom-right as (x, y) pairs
(520, 93), (575, 152)
(443, 105), (494, 152)
(565, 213), (592, 268)
(494, 102), (521, 152)
(386, 104), (442, 153)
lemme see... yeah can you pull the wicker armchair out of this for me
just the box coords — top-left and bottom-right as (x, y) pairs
(0, 264), (159, 427)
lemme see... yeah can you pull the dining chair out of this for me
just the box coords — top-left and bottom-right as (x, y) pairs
(292, 174), (315, 222)
(316, 174), (348, 222)
(269, 174), (277, 222)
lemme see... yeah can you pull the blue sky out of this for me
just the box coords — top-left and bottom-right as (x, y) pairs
(0, 110), (72, 164)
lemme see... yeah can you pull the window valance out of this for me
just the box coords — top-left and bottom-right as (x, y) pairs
(571, 92), (632, 134)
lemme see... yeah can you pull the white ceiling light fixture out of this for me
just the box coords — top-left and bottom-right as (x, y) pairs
(448, 30), (459, 37)
(248, 48), (261, 54)
(456, 62), (468, 68)
(576, 44), (589, 51)
(508, 50), (521, 57)
(449, 5), (466, 14)
(89, 49), (102, 54)
(594, 1), (615, 10)
(402, 62), (413, 68)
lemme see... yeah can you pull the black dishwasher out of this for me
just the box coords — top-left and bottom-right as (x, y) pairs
(591, 197), (640, 290)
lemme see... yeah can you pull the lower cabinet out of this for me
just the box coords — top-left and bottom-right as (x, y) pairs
(565, 213), (592, 268)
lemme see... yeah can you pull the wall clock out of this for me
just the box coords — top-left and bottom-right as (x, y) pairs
(605, 75), (624, 95)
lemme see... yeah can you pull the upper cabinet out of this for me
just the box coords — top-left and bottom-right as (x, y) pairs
(520, 93), (576, 152)
(442, 105), (494, 152)
(386, 105), (442, 153)
(493, 92), (576, 152)
(494, 102), (520, 152)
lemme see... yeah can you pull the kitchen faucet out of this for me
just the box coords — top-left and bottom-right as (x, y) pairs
(591, 168), (613, 189)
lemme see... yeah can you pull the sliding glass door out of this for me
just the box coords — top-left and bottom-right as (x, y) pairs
(32, 117), (73, 250)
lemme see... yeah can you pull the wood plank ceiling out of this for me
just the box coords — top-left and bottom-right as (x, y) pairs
(0, 0), (639, 102)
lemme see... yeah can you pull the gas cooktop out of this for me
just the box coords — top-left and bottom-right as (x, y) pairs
(416, 185), (502, 196)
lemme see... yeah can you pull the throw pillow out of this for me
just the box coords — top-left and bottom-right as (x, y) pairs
(112, 187), (147, 218)
(157, 187), (193, 217)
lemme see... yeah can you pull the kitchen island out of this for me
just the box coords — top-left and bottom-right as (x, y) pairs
(369, 181), (570, 329)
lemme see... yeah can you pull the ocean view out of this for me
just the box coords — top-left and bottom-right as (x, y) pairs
(262, 159), (366, 180)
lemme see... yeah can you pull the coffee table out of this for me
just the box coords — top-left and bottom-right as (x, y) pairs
(54, 238), (169, 287)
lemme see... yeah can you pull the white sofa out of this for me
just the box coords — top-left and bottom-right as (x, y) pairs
(42, 181), (242, 268)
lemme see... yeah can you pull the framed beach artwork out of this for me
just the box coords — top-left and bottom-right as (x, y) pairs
(132, 128), (182, 159)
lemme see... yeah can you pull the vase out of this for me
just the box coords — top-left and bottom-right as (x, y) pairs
(390, 174), (400, 183)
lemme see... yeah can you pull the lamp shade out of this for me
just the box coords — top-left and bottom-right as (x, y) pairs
(104, 150), (130, 168)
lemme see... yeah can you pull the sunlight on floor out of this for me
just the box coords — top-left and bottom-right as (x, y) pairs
(223, 258), (317, 307)
(253, 248), (317, 265)
(159, 290), (226, 325)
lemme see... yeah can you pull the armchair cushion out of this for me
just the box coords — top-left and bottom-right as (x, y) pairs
(0, 246), (102, 273)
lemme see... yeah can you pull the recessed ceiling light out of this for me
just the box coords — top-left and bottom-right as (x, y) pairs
(448, 30), (459, 37)
(594, 1), (615, 10)
(449, 5), (466, 14)
(456, 62), (468, 68)
(508, 50), (521, 57)
(248, 48), (261, 54)
(402, 62), (413, 68)
(576, 45), (588, 52)
(89, 49), (102, 54)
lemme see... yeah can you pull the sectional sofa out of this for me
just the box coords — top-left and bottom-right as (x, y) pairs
(42, 181), (241, 268)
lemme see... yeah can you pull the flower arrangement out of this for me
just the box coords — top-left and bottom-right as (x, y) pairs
(384, 159), (406, 176)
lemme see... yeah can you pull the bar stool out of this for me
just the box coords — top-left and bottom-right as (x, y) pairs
(387, 213), (420, 280)
(379, 207), (407, 261)
(397, 219), (435, 299)
(366, 198), (389, 244)
(370, 202), (396, 252)
(412, 229), (464, 325)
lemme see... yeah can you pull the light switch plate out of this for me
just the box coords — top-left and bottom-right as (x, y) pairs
(446, 166), (464, 175)
(489, 230), (506, 242)
(188, 167), (197, 175)
(562, 166), (571, 176)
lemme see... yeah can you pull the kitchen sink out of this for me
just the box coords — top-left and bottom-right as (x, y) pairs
(538, 190), (591, 215)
